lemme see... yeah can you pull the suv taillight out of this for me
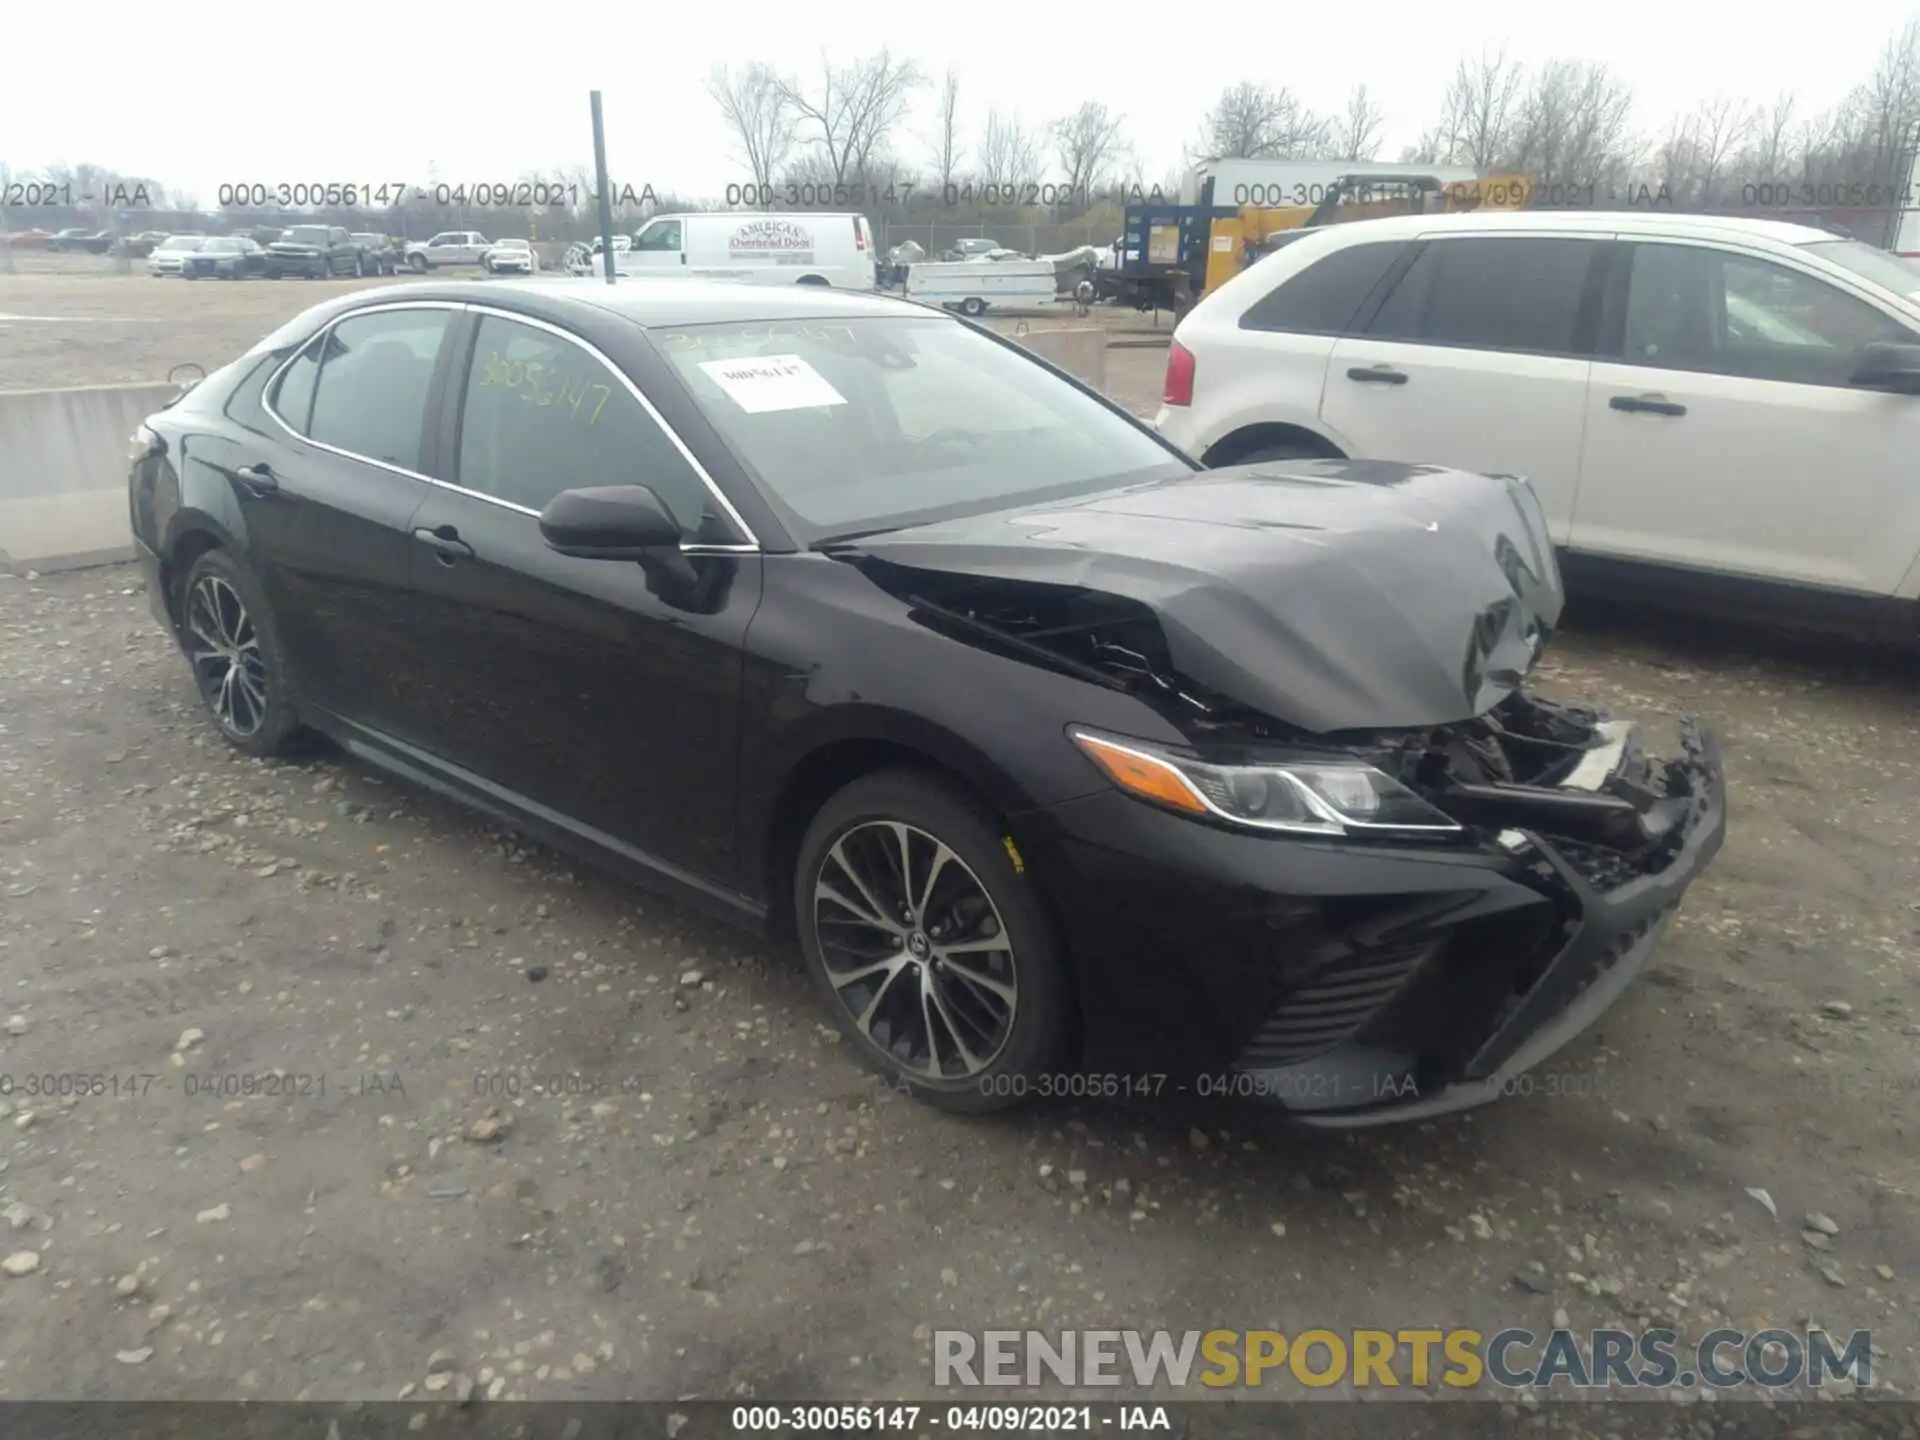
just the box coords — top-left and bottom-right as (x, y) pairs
(1162, 339), (1196, 407)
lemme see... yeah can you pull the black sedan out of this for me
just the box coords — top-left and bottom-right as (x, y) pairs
(183, 236), (268, 280)
(126, 280), (1725, 1123)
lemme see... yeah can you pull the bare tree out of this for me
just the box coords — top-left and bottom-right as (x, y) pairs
(1508, 59), (1637, 188)
(1741, 92), (1799, 180)
(927, 68), (964, 192)
(1848, 17), (1920, 178)
(977, 108), (1042, 189)
(778, 49), (924, 186)
(708, 63), (796, 193)
(1052, 102), (1127, 206)
(1687, 96), (1756, 205)
(1429, 49), (1525, 167)
(1191, 82), (1329, 162)
(1331, 85), (1385, 162)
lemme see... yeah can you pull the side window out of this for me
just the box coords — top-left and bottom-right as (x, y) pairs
(330, 228), (349, 245)
(1239, 241), (1408, 336)
(303, 309), (453, 470)
(455, 315), (716, 534)
(270, 342), (321, 432)
(634, 219), (682, 252)
(1367, 237), (1599, 356)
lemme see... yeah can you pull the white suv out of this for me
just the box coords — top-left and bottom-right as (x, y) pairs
(1156, 211), (1920, 632)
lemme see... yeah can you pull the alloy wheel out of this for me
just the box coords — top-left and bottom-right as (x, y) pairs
(812, 820), (1018, 1080)
(185, 575), (269, 737)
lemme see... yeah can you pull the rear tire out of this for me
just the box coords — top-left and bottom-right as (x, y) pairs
(795, 770), (1067, 1114)
(960, 296), (987, 317)
(177, 549), (306, 759)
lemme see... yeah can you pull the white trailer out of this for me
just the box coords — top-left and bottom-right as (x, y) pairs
(905, 258), (1059, 315)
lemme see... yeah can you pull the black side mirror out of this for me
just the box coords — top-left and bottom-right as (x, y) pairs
(1849, 340), (1920, 394)
(539, 485), (683, 559)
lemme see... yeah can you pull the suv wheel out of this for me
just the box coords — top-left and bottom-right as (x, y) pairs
(795, 770), (1067, 1113)
(179, 550), (304, 758)
(408, 254), (429, 273)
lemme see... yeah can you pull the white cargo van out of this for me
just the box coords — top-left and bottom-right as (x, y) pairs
(624, 212), (876, 289)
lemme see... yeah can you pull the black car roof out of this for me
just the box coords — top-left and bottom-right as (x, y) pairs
(332, 277), (920, 329)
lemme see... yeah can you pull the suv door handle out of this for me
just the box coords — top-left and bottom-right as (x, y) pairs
(412, 525), (474, 563)
(227, 461), (279, 496)
(1610, 393), (1687, 416)
(1346, 364), (1408, 385)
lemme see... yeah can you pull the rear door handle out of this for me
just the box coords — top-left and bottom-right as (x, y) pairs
(1610, 394), (1687, 416)
(1346, 364), (1408, 385)
(228, 461), (279, 497)
(412, 525), (474, 563)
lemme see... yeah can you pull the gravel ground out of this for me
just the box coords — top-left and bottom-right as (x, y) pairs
(0, 267), (1915, 1418)
(0, 570), (1916, 1410)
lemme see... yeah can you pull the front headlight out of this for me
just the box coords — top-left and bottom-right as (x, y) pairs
(1069, 728), (1462, 837)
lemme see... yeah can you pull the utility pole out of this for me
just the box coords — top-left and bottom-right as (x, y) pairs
(591, 92), (619, 284)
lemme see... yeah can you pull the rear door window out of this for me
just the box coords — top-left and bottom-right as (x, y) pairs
(1365, 236), (1600, 356)
(1239, 241), (1408, 336)
(286, 309), (453, 471)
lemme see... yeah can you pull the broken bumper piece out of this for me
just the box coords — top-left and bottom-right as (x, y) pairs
(1265, 719), (1726, 1125)
(1022, 715), (1725, 1124)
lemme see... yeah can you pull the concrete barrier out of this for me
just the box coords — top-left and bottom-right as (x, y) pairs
(1013, 327), (1107, 391)
(0, 383), (174, 574)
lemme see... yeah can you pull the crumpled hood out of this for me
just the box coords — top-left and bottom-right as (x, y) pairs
(845, 458), (1564, 733)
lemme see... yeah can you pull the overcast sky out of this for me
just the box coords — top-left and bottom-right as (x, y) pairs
(4, 2), (1915, 205)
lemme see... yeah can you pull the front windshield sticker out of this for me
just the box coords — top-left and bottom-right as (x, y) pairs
(696, 354), (846, 414)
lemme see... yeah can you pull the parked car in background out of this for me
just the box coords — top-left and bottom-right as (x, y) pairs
(80, 231), (118, 254)
(127, 279), (1723, 1124)
(352, 234), (401, 275)
(265, 225), (361, 279)
(2, 229), (54, 249)
(622, 211), (875, 289)
(1157, 211), (1920, 639)
(481, 238), (538, 274)
(123, 231), (173, 258)
(183, 236), (268, 280)
(47, 228), (96, 252)
(147, 235), (209, 276)
(404, 231), (490, 271)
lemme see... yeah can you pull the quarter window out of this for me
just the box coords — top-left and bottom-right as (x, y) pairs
(1366, 237), (1600, 355)
(1239, 240), (1408, 336)
(1620, 243), (1907, 385)
(293, 309), (452, 470)
(455, 314), (714, 531)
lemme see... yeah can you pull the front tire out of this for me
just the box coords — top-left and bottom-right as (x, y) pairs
(408, 254), (429, 273)
(178, 550), (305, 758)
(1233, 442), (1337, 465)
(960, 296), (987, 317)
(796, 770), (1067, 1114)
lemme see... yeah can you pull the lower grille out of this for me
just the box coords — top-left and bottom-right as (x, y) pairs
(1237, 942), (1437, 1067)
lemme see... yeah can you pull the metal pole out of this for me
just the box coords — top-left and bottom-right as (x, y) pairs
(590, 91), (618, 284)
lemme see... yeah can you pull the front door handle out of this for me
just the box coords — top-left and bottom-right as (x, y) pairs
(1610, 393), (1687, 416)
(1346, 364), (1408, 385)
(412, 525), (474, 563)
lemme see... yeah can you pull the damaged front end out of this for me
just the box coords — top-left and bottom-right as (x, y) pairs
(850, 555), (1725, 1123)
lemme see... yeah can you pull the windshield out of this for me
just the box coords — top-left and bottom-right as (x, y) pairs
(654, 315), (1191, 543)
(497, 239), (530, 249)
(204, 238), (240, 253)
(1801, 239), (1920, 299)
(160, 237), (204, 252)
(284, 227), (329, 245)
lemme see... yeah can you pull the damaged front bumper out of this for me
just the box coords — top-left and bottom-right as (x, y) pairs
(1020, 711), (1725, 1125)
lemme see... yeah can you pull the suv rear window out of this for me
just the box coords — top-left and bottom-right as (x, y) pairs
(1365, 236), (1600, 355)
(1240, 240), (1408, 336)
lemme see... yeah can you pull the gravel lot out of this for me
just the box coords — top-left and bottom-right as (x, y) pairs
(0, 267), (1915, 1418)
